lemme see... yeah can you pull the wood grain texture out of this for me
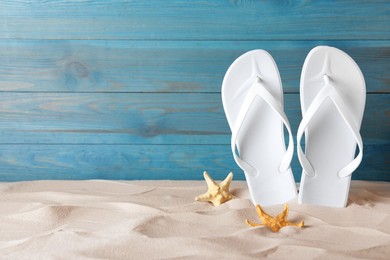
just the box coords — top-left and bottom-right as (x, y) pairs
(0, 0), (388, 181)
(0, 40), (388, 93)
(0, 93), (387, 145)
(0, 144), (387, 182)
(0, 0), (389, 40)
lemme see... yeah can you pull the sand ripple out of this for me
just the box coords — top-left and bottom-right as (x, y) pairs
(0, 180), (389, 259)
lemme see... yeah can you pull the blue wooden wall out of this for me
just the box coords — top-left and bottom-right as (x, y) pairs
(0, 1), (388, 181)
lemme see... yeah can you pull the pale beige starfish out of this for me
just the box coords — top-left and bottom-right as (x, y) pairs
(195, 171), (234, 206)
(245, 204), (304, 232)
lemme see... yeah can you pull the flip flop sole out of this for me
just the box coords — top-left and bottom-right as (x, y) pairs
(298, 46), (366, 208)
(222, 50), (297, 206)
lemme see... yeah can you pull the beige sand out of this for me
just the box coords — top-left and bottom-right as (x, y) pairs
(0, 180), (389, 259)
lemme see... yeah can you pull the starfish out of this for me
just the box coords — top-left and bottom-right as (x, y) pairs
(245, 204), (304, 232)
(195, 171), (234, 206)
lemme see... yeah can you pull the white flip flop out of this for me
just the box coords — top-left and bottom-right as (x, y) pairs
(298, 46), (366, 208)
(222, 50), (297, 206)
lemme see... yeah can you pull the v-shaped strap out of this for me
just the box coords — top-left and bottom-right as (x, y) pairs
(231, 76), (294, 177)
(297, 75), (363, 178)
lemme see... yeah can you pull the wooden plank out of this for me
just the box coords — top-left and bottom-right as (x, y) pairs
(0, 40), (388, 93)
(0, 144), (387, 182)
(0, 92), (228, 145)
(0, 1), (389, 40)
(0, 93), (387, 145)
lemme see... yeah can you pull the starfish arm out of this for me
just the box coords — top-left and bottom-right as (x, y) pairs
(211, 200), (222, 206)
(255, 205), (273, 223)
(245, 219), (265, 227)
(220, 172), (233, 190)
(195, 192), (211, 202)
(286, 220), (304, 228)
(276, 204), (289, 221)
(203, 171), (218, 189)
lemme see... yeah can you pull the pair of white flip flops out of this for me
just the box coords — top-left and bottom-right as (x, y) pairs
(222, 46), (365, 208)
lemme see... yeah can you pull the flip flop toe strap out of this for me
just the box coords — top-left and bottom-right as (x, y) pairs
(231, 77), (294, 177)
(297, 75), (363, 178)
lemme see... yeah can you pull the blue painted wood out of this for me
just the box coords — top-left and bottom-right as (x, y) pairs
(0, 0), (388, 181)
(0, 93), (387, 145)
(0, 144), (387, 182)
(0, 1), (388, 40)
(0, 40), (388, 93)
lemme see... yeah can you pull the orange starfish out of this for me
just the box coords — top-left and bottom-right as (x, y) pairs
(195, 171), (234, 206)
(245, 204), (304, 232)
